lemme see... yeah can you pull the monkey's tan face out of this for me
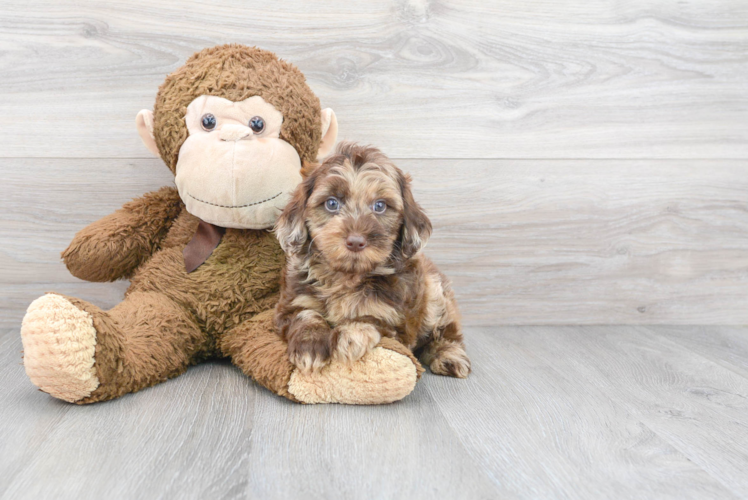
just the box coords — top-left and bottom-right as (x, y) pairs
(175, 95), (303, 229)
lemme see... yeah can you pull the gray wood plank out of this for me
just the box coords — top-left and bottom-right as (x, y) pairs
(655, 326), (748, 379)
(496, 325), (748, 498)
(4, 327), (747, 499)
(415, 159), (748, 325)
(424, 328), (739, 500)
(0, 330), (502, 500)
(2, 158), (746, 326)
(0, 0), (746, 158)
(0, 330), (260, 500)
(243, 380), (502, 500)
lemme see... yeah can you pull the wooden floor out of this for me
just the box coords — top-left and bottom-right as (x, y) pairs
(1, 324), (747, 499)
(1, 1), (747, 498)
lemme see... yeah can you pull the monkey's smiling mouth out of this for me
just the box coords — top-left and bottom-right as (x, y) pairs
(187, 192), (282, 209)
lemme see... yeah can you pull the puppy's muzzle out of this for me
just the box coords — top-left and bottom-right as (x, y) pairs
(345, 234), (367, 252)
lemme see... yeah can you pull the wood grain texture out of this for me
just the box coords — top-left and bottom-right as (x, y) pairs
(0, 0), (746, 158)
(655, 326), (748, 379)
(0, 335), (261, 498)
(413, 159), (748, 324)
(509, 325), (748, 498)
(3, 326), (748, 499)
(2, 158), (745, 326)
(425, 328), (743, 499)
(243, 385), (501, 500)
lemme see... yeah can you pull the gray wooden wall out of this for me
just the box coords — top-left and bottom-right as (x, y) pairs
(1, 0), (746, 327)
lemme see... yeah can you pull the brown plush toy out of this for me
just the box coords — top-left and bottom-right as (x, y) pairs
(20, 44), (422, 405)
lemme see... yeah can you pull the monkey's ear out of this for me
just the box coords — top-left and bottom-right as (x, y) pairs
(317, 108), (338, 161)
(275, 176), (314, 255)
(398, 172), (432, 259)
(136, 109), (160, 157)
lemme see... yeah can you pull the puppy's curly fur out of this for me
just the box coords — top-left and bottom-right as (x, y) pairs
(274, 142), (470, 378)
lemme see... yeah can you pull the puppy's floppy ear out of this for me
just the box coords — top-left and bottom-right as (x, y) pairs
(398, 172), (432, 258)
(275, 173), (317, 255)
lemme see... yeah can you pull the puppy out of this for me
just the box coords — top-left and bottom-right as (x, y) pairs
(274, 142), (470, 378)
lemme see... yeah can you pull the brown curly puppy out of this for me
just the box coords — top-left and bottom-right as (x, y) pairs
(274, 142), (470, 378)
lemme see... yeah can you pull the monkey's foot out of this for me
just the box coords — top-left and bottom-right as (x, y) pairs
(288, 337), (423, 404)
(21, 294), (100, 403)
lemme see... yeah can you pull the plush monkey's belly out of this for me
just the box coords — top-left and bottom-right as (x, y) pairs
(127, 212), (285, 336)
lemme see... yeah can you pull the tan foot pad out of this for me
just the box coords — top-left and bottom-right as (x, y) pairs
(21, 294), (99, 403)
(287, 345), (419, 404)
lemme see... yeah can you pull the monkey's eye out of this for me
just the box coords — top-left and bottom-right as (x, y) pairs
(201, 113), (217, 131)
(325, 197), (340, 213)
(249, 116), (265, 133)
(372, 200), (387, 214)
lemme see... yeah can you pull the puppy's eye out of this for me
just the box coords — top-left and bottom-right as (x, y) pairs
(372, 200), (387, 214)
(325, 197), (340, 213)
(201, 113), (217, 131)
(249, 116), (265, 133)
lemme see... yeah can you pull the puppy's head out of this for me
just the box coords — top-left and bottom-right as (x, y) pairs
(275, 142), (432, 273)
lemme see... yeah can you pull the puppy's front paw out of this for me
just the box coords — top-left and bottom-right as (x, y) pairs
(429, 342), (471, 379)
(287, 324), (334, 374)
(333, 322), (381, 364)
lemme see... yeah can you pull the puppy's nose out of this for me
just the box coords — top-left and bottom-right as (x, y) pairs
(345, 234), (368, 252)
(219, 124), (253, 142)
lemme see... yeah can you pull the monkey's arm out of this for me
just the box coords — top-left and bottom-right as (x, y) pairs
(62, 186), (183, 282)
(221, 309), (423, 405)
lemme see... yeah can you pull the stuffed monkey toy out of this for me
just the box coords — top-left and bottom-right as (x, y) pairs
(20, 45), (422, 405)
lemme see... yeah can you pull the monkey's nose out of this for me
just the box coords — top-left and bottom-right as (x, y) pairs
(219, 124), (253, 142)
(345, 234), (368, 252)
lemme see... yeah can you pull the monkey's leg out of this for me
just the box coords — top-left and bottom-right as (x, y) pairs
(21, 292), (208, 404)
(221, 309), (424, 404)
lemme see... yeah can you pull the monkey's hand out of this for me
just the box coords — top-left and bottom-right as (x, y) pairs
(62, 187), (183, 282)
